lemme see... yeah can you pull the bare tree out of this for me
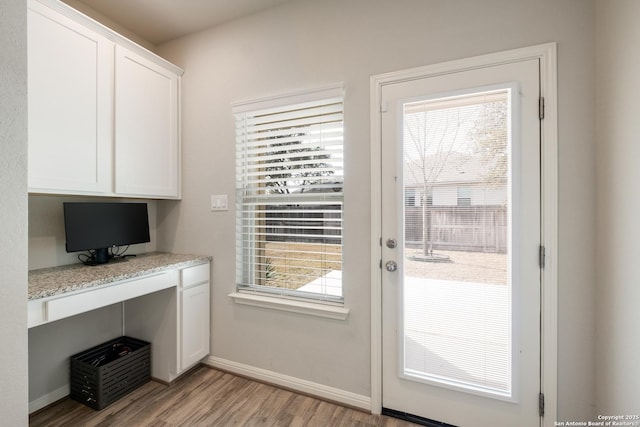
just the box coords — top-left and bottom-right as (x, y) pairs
(404, 105), (473, 257)
(264, 136), (336, 195)
(467, 101), (508, 186)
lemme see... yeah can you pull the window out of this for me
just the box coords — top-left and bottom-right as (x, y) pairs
(404, 188), (417, 207)
(457, 186), (472, 206)
(234, 86), (344, 303)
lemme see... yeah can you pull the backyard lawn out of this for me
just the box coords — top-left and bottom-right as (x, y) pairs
(263, 242), (507, 290)
(264, 242), (341, 290)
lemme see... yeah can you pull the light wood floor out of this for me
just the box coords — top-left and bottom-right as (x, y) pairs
(30, 365), (418, 426)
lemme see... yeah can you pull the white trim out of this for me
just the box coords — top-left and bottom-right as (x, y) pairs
(369, 42), (558, 425)
(539, 43), (559, 427)
(228, 292), (350, 320)
(204, 356), (371, 411)
(29, 384), (69, 414)
(30, 0), (183, 76)
(369, 70), (383, 414)
(231, 83), (344, 113)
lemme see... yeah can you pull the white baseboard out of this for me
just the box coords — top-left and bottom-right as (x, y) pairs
(203, 356), (371, 412)
(29, 384), (69, 414)
(30, 359), (373, 414)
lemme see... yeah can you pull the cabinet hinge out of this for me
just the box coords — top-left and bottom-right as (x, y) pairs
(539, 97), (545, 120)
(539, 392), (545, 417)
(539, 245), (546, 269)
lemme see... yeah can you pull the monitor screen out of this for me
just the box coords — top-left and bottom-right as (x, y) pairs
(63, 202), (150, 264)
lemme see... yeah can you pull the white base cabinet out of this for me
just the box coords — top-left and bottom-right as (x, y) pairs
(28, 261), (210, 383)
(180, 264), (211, 371)
(125, 262), (211, 382)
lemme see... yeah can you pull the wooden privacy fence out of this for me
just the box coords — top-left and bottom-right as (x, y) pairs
(405, 205), (507, 253)
(263, 204), (505, 252)
(265, 204), (342, 244)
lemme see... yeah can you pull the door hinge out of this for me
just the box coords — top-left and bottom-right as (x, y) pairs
(380, 101), (388, 113)
(539, 245), (546, 269)
(539, 392), (545, 417)
(539, 97), (545, 120)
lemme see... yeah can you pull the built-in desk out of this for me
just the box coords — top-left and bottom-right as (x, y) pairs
(28, 252), (210, 301)
(28, 252), (211, 413)
(28, 252), (210, 326)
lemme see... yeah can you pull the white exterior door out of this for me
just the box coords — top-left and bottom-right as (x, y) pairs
(380, 58), (541, 427)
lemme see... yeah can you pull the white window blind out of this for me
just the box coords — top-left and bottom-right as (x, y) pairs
(401, 88), (513, 397)
(235, 89), (344, 303)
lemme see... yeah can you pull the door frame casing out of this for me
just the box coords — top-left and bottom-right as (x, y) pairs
(369, 43), (558, 426)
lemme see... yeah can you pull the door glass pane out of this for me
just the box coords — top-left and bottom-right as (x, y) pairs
(402, 88), (512, 398)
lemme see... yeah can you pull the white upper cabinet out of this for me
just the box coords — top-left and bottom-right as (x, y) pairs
(114, 46), (180, 198)
(28, 1), (113, 194)
(27, 0), (183, 199)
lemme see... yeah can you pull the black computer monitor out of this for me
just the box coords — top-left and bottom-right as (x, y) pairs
(63, 202), (150, 265)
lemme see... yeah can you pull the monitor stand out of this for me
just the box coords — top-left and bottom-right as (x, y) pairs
(94, 248), (109, 264)
(82, 248), (131, 266)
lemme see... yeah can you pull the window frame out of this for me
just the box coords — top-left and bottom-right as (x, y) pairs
(232, 84), (345, 306)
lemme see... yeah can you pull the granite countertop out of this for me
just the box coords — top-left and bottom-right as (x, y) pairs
(28, 252), (211, 300)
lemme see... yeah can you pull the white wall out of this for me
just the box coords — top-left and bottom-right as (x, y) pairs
(28, 195), (158, 270)
(28, 304), (122, 404)
(26, 196), (159, 407)
(156, 0), (596, 420)
(472, 185), (507, 206)
(0, 0), (29, 423)
(595, 0), (640, 414)
(433, 186), (458, 206)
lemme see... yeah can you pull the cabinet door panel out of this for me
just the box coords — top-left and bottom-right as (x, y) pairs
(28, 3), (112, 194)
(181, 283), (210, 370)
(115, 46), (180, 198)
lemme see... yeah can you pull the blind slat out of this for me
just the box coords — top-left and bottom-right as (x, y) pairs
(240, 112), (343, 135)
(240, 149), (343, 163)
(239, 194), (343, 203)
(239, 108), (343, 130)
(237, 136), (344, 154)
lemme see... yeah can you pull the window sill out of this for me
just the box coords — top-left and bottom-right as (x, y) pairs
(228, 292), (350, 320)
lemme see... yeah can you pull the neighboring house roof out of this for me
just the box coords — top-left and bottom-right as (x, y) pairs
(404, 151), (505, 187)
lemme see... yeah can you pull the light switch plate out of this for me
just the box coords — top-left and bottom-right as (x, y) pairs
(210, 194), (228, 211)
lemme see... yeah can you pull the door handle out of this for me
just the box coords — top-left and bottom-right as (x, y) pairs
(385, 261), (398, 272)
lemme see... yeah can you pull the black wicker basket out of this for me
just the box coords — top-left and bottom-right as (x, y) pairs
(70, 336), (151, 410)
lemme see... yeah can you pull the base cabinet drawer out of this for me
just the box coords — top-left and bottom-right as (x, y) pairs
(48, 272), (174, 322)
(181, 262), (209, 288)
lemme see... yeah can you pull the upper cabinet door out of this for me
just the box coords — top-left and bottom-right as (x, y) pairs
(28, 1), (113, 194)
(114, 45), (181, 199)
